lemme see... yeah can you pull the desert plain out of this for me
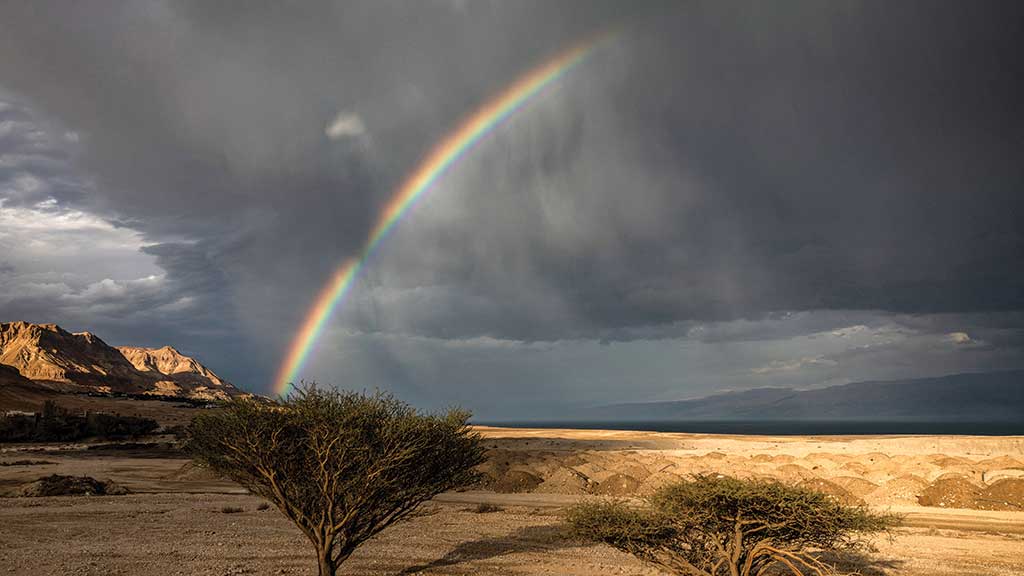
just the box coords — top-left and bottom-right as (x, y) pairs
(2, 415), (1023, 576)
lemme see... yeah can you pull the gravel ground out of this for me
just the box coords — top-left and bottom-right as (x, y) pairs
(1, 492), (1023, 576)
(0, 494), (659, 576)
(2, 428), (1023, 575)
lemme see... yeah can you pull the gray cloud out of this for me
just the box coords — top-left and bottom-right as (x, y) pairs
(0, 1), (1022, 410)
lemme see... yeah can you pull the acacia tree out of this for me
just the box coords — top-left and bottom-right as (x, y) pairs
(567, 474), (898, 576)
(186, 386), (486, 576)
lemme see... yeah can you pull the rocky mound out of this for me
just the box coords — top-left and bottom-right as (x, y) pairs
(18, 474), (129, 497)
(798, 478), (863, 506)
(976, 479), (1024, 511)
(917, 476), (1024, 511)
(532, 466), (592, 495)
(868, 475), (926, 505)
(593, 473), (641, 496)
(918, 477), (983, 508)
(829, 476), (879, 498)
(483, 469), (543, 493)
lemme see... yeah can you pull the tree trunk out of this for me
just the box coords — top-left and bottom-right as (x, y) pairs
(317, 547), (336, 576)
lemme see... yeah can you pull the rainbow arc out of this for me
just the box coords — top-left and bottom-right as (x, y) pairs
(274, 33), (612, 396)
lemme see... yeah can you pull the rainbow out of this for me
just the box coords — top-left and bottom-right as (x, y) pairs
(273, 33), (611, 396)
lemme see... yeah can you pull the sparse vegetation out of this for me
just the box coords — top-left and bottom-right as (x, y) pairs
(220, 506), (244, 514)
(567, 474), (898, 576)
(0, 400), (159, 442)
(185, 385), (486, 576)
(0, 459), (54, 467)
(473, 503), (504, 513)
(256, 502), (271, 511)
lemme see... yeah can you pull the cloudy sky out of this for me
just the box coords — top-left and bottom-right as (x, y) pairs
(1, 1), (1021, 417)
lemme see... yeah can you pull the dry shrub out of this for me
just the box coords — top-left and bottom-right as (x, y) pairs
(186, 386), (485, 576)
(0, 460), (54, 467)
(567, 474), (898, 576)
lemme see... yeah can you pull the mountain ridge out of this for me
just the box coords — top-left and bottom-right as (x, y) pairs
(0, 321), (243, 401)
(587, 370), (1024, 422)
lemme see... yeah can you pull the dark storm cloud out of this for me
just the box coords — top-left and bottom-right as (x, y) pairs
(0, 1), (634, 331)
(1, 1), (1022, 398)
(0, 96), (226, 331)
(0, 94), (87, 207)
(362, 1), (1024, 342)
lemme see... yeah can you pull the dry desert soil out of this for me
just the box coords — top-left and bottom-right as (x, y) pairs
(2, 423), (1023, 575)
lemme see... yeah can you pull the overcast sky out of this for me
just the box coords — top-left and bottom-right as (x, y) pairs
(1, 1), (1021, 417)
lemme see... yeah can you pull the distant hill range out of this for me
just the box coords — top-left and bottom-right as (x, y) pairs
(588, 371), (1024, 422)
(0, 321), (243, 402)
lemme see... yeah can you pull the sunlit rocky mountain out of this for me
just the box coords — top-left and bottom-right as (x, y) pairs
(0, 321), (242, 401)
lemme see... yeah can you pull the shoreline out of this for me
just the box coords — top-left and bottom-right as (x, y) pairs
(474, 420), (1024, 437)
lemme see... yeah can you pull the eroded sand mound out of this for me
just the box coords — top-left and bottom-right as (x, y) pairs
(532, 466), (592, 494)
(593, 473), (641, 496)
(829, 476), (878, 498)
(918, 477), (980, 508)
(868, 475), (927, 505)
(977, 479), (1024, 511)
(483, 469), (543, 493)
(473, 429), (1024, 511)
(798, 478), (863, 506)
(19, 474), (129, 497)
(916, 477), (1024, 511)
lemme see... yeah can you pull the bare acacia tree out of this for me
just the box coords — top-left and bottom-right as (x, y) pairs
(567, 474), (898, 576)
(186, 386), (486, 576)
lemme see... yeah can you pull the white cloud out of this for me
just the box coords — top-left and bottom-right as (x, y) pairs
(830, 324), (870, 338)
(944, 331), (987, 349)
(946, 331), (971, 344)
(324, 111), (366, 140)
(0, 198), (149, 251)
(752, 355), (838, 374)
(0, 197), (163, 316)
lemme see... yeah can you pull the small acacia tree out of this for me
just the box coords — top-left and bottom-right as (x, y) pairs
(186, 386), (486, 576)
(567, 474), (898, 576)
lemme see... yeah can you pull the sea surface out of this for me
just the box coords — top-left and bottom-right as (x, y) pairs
(476, 420), (1024, 436)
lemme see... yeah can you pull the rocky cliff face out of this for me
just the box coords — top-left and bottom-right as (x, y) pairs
(0, 321), (242, 400)
(117, 345), (234, 399)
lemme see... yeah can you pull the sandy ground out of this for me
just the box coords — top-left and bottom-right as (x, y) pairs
(1, 427), (1023, 575)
